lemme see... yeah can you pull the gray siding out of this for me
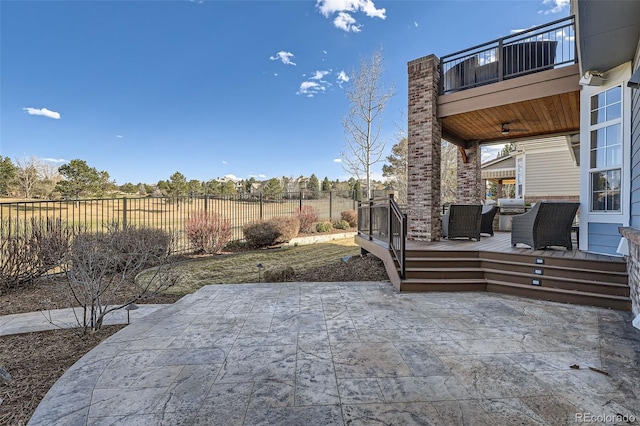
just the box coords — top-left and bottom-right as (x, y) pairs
(631, 73), (640, 228)
(588, 222), (623, 255)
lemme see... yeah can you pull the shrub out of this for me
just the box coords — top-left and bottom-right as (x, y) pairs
(341, 209), (358, 228)
(0, 217), (70, 292)
(296, 206), (318, 233)
(264, 265), (295, 282)
(316, 221), (333, 233)
(71, 222), (171, 273)
(65, 225), (179, 333)
(332, 219), (350, 230)
(243, 216), (300, 248)
(185, 212), (232, 254)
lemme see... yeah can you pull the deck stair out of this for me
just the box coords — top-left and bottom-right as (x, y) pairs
(357, 235), (631, 311)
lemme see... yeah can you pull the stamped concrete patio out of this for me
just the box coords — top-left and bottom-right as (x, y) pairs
(29, 281), (640, 425)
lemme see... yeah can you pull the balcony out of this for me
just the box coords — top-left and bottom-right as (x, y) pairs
(441, 16), (576, 94)
(437, 16), (581, 145)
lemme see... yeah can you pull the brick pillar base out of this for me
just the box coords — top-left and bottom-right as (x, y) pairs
(457, 144), (482, 204)
(407, 55), (441, 241)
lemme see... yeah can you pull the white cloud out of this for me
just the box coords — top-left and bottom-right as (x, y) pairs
(23, 107), (61, 119)
(223, 174), (237, 180)
(249, 174), (267, 179)
(539, 0), (569, 14)
(414, 21), (418, 28)
(222, 160), (227, 165)
(333, 158), (342, 163)
(316, 0), (386, 32)
(269, 51), (296, 66)
(116, 135), (123, 138)
(311, 70), (330, 80)
(334, 12), (361, 33)
(297, 81), (325, 97)
(316, 0), (386, 19)
(481, 144), (506, 163)
(41, 158), (67, 163)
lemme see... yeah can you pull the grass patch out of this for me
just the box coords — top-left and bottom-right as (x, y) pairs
(138, 238), (360, 295)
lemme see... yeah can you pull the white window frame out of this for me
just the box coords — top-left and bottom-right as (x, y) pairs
(579, 62), (632, 252)
(588, 85), (623, 213)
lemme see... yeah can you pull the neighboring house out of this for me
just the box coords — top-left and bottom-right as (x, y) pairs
(481, 136), (580, 204)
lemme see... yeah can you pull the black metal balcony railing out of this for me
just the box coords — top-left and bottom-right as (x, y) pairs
(440, 16), (576, 94)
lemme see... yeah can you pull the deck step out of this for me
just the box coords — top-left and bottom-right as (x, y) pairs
(400, 278), (487, 292)
(486, 280), (632, 311)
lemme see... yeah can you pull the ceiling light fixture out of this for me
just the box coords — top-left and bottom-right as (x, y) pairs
(501, 123), (510, 135)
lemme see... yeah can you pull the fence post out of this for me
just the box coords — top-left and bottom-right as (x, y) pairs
(122, 197), (128, 228)
(299, 191), (303, 211)
(329, 190), (333, 221)
(259, 193), (263, 219)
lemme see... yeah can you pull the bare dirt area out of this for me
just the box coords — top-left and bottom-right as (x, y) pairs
(0, 253), (388, 425)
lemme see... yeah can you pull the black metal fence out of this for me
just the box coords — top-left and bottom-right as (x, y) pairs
(441, 16), (576, 94)
(0, 191), (367, 253)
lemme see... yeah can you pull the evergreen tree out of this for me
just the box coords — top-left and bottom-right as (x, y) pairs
(167, 172), (188, 197)
(322, 176), (331, 192)
(56, 159), (110, 199)
(262, 178), (283, 198)
(0, 156), (16, 196)
(308, 174), (320, 199)
(382, 137), (408, 205)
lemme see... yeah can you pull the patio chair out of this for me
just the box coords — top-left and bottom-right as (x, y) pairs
(511, 201), (580, 250)
(442, 204), (482, 241)
(480, 205), (499, 236)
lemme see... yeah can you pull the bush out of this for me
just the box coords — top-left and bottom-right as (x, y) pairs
(341, 209), (358, 228)
(243, 216), (300, 248)
(296, 206), (318, 233)
(0, 217), (70, 292)
(316, 221), (333, 233)
(73, 224), (171, 273)
(264, 265), (295, 282)
(65, 224), (178, 333)
(185, 212), (232, 254)
(332, 219), (350, 230)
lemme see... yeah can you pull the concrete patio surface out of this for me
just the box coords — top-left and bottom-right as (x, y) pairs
(28, 281), (640, 425)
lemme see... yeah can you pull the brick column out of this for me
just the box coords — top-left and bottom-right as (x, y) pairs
(407, 55), (441, 241)
(457, 144), (482, 204)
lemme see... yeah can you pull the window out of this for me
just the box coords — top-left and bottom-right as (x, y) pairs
(516, 156), (524, 199)
(589, 85), (622, 212)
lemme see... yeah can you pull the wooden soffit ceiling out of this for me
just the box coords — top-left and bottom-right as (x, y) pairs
(438, 64), (581, 146)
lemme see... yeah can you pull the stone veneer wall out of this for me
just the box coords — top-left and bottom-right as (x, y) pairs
(619, 227), (640, 316)
(457, 144), (482, 204)
(407, 55), (442, 241)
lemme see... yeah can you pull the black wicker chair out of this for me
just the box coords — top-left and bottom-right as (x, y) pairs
(442, 204), (482, 241)
(481, 205), (499, 236)
(511, 201), (580, 250)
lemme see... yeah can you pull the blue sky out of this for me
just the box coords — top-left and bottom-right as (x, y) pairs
(1, 0), (569, 185)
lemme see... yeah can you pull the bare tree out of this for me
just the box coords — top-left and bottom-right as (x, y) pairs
(60, 224), (181, 334)
(441, 140), (458, 204)
(13, 157), (62, 199)
(341, 48), (394, 198)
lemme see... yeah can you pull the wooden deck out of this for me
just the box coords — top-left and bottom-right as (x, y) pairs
(405, 231), (625, 263)
(356, 231), (630, 310)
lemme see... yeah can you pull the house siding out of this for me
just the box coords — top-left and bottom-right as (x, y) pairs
(588, 222), (623, 255)
(631, 70), (640, 228)
(520, 137), (580, 203)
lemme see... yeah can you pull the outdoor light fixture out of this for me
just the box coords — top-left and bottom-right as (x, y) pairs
(579, 70), (604, 86)
(628, 67), (640, 89)
(257, 263), (264, 282)
(125, 303), (139, 325)
(501, 123), (510, 135)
